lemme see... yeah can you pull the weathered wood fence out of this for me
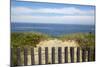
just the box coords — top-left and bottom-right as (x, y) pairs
(11, 47), (95, 66)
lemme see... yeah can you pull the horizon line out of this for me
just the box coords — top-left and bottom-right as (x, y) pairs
(11, 22), (95, 25)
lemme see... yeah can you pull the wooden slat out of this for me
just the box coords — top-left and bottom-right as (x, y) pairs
(82, 48), (86, 62)
(31, 48), (35, 65)
(64, 47), (68, 63)
(45, 47), (48, 64)
(11, 48), (13, 67)
(38, 47), (42, 65)
(16, 48), (21, 66)
(77, 47), (80, 62)
(24, 48), (28, 66)
(58, 47), (62, 63)
(88, 48), (91, 61)
(93, 48), (95, 61)
(70, 47), (74, 63)
(52, 47), (55, 64)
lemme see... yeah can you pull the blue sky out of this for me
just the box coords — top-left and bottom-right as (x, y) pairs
(11, 0), (95, 25)
(18, 0), (95, 5)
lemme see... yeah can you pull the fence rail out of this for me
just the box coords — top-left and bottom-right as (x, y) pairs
(11, 47), (95, 66)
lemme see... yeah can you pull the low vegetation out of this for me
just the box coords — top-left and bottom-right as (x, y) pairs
(11, 32), (95, 48)
(11, 32), (51, 48)
(59, 32), (95, 48)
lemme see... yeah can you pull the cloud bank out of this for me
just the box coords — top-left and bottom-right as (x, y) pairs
(11, 7), (94, 15)
(11, 6), (95, 25)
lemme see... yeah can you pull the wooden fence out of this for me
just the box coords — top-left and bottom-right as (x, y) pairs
(11, 47), (95, 66)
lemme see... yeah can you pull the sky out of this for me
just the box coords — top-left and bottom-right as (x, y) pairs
(18, 0), (95, 5)
(11, 0), (95, 25)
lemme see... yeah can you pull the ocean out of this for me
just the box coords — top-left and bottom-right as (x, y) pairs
(11, 23), (95, 36)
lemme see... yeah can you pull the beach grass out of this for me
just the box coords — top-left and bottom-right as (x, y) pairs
(11, 32), (95, 48)
(11, 32), (52, 48)
(59, 32), (95, 48)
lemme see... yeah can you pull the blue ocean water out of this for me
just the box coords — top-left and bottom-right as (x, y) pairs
(11, 23), (95, 36)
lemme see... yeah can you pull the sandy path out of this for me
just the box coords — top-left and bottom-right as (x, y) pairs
(37, 38), (79, 47)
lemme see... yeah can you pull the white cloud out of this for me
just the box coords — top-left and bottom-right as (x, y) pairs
(11, 7), (94, 15)
(11, 6), (95, 25)
(11, 15), (94, 25)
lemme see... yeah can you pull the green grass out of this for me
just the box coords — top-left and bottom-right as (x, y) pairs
(11, 32), (95, 48)
(11, 32), (52, 48)
(59, 32), (95, 48)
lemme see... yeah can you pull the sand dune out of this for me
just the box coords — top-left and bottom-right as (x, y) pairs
(37, 38), (79, 47)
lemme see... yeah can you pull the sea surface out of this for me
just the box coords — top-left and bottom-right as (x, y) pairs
(11, 23), (95, 36)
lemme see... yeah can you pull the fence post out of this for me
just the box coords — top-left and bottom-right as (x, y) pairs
(58, 47), (62, 63)
(88, 48), (91, 61)
(45, 47), (48, 64)
(38, 47), (42, 65)
(70, 47), (74, 63)
(17, 48), (21, 66)
(31, 48), (35, 65)
(64, 47), (68, 63)
(82, 48), (87, 62)
(93, 48), (95, 61)
(24, 48), (28, 66)
(77, 47), (80, 62)
(52, 47), (55, 64)
(11, 48), (13, 67)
